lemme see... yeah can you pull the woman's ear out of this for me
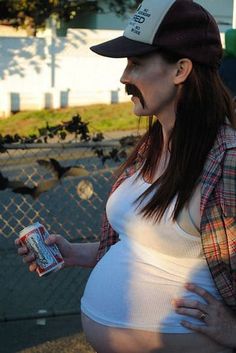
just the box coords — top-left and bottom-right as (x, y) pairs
(174, 59), (193, 85)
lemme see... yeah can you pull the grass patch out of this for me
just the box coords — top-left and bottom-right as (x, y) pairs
(0, 102), (147, 137)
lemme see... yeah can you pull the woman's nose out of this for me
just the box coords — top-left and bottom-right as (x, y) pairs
(120, 67), (130, 85)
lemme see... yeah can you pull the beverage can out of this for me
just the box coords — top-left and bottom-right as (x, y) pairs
(19, 222), (64, 277)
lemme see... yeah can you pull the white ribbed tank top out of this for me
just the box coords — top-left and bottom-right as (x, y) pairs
(81, 172), (221, 333)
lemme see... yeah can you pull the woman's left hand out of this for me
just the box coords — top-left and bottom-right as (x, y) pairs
(173, 283), (236, 348)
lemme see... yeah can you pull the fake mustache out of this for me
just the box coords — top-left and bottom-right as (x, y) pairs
(125, 84), (145, 108)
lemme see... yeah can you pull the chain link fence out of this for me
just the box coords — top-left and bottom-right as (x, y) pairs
(0, 140), (123, 321)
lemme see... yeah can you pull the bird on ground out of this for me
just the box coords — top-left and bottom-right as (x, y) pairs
(0, 171), (26, 191)
(93, 148), (111, 165)
(12, 178), (59, 199)
(0, 143), (7, 153)
(0, 170), (54, 199)
(119, 135), (140, 147)
(94, 147), (127, 165)
(37, 158), (89, 179)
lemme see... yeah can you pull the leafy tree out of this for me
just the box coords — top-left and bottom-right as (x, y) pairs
(0, 0), (140, 36)
(105, 0), (139, 16)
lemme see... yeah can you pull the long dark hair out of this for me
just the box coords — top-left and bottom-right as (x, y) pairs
(118, 50), (236, 221)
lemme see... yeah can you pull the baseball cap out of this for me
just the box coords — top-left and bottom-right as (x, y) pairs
(90, 0), (223, 67)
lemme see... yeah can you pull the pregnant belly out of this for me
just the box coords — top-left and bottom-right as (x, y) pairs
(81, 312), (225, 353)
(81, 241), (225, 352)
(81, 243), (221, 333)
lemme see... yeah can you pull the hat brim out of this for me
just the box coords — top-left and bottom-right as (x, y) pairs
(90, 36), (159, 58)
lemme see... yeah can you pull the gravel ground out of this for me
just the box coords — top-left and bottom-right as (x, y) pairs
(0, 314), (95, 353)
(19, 333), (95, 353)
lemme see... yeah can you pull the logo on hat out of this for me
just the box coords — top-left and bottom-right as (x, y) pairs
(124, 0), (174, 44)
(133, 15), (145, 24)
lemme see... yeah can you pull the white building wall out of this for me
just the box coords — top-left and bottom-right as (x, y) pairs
(0, 29), (128, 118)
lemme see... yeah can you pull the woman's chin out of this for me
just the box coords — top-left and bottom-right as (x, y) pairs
(133, 105), (149, 117)
(131, 97), (153, 117)
(131, 99), (146, 116)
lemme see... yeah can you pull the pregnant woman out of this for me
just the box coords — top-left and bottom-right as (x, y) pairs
(16, 1), (236, 352)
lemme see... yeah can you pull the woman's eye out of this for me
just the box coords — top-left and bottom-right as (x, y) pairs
(130, 60), (140, 67)
(128, 57), (141, 66)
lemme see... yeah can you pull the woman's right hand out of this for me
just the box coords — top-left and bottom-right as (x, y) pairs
(15, 234), (73, 272)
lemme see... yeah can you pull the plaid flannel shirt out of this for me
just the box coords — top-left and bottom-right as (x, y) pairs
(96, 124), (236, 309)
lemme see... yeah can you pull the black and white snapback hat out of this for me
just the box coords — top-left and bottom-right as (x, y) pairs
(90, 0), (222, 67)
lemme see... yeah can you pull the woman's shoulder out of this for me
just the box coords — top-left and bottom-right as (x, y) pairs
(217, 123), (236, 149)
(221, 124), (236, 175)
(218, 126), (236, 216)
(224, 124), (236, 147)
(221, 124), (236, 161)
(223, 148), (236, 171)
(220, 148), (236, 217)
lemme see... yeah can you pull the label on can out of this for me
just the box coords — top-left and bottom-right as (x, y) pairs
(19, 222), (64, 277)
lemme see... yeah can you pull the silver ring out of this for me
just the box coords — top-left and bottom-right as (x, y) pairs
(200, 312), (207, 321)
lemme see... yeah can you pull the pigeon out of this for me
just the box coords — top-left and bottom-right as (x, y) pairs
(0, 171), (26, 191)
(12, 178), (59, 199)
(119, 135), (140, 147)
(37, 158), (89, 179)
(94, 148), (126, 165)
(93, 148), (111, 165)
